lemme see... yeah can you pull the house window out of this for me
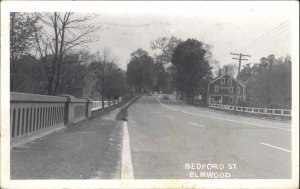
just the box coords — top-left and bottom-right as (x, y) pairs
(229, 97), (234, 104)
(237, 87), (240, 94)
(228, 78), (232, 85)
(214, 85), (219, 93)
(221, 78), (225, 85)
(229, 87), (233, 94)
(237, 97), (241, 103)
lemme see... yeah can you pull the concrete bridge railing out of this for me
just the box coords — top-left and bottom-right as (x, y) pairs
(91, 97), (121, 111)
(10, 92), (121, 146)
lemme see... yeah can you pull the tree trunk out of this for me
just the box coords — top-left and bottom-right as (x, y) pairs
(186, 93), (189, 103)
(203, 95), (207, 106)
(53, 63), (61, 96)
(101, 79), (104, 108)
(47, 78), (53, 95)
(10, 73), (15, 91)
(192, 91), (195, 105)
(10, 60), (17, 91)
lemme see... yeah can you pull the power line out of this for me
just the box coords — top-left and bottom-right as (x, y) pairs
(237, 23), (290, 52)
(215, 20), (290, 61)
(100, 22), (170, 28)
(216, 26), (289, 61)
(247, 41), (289, 59)
(221, 27), (290, 62)
(236, 20), (290, 51)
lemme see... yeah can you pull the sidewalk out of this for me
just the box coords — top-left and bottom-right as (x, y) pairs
(11, 105), (125, 179)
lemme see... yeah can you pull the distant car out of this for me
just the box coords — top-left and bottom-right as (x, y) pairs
(162, 95), (169, 100)
(154, 91), (158, 94)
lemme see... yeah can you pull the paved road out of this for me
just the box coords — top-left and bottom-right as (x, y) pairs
(126, 94), (292, 179)
(10, 94), (292, 180)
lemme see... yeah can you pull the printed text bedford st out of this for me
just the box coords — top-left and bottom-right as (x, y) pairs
(185, 163), (238, 178)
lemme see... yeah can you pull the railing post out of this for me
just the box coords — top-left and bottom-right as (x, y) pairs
(63, 96), (75, 126)
(85, 98), (92, 118)
(64, 97), (71, 126)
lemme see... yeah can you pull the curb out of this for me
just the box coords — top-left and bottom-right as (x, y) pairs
(120, 95), (141, 111)
(116, 95), (141, 121)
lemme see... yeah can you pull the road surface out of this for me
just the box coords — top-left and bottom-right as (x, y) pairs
(10, 94), (292, 180)
(126, 94), (291, 179)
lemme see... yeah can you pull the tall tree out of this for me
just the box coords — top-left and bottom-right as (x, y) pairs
(154, 58), (167, 92)
(150, 36), (182, 93)
(33, 12), (101, 95)
(10, 54), (48, 94)
(89, 48), (119, 107)
(10, 12), (41, 90)
(58, 52), (89, 96)
(171, 39), (213, 103)
(151, 36), (182, 65)
(105, 69), (127, 100)
(239, 55), (291, 108)
(126, 49), (157, 92)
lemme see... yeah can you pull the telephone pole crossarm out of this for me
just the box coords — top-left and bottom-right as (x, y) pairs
(230, 52), (251, 112)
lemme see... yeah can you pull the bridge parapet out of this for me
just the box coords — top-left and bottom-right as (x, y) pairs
(10, 92), (93, 146)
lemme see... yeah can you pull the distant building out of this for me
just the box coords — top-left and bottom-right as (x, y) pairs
(83, 74), (103, 100)
(71, 73), (102, 100)
(207, 73), (246, 105)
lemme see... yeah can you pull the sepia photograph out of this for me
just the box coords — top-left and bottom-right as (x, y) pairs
(1, 1), (299, 188)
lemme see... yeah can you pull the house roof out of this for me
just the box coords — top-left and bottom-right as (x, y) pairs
(208, 73), (245, 88)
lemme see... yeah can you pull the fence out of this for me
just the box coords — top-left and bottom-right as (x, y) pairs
(10, 92), (122, 145)
(209, 103), (291, 117)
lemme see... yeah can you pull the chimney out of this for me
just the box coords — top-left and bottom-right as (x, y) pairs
(224, 67), (229, 74)
(218, 69), (222, 76)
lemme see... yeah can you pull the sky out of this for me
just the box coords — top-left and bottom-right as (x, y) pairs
(79, 1), (295, 70)
(4, 1), (297, 71)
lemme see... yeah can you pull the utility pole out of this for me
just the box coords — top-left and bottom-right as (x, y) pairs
(230, 52), (251, 111)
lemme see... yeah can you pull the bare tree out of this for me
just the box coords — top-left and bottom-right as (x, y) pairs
(151, 36), (181, 65)
(33, 12), (101, 95)
(89, 48), (119, 107)
(222, 63), (238, 76)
